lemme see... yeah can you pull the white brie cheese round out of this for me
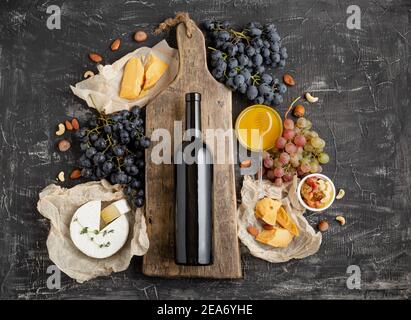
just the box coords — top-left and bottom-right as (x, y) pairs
(70, 199), (130, 259)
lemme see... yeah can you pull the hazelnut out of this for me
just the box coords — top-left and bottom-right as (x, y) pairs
(134, 30), (148, 42)
(240, 160), (251, 168)
(293, 104), (305, 117)
(317, 220), (329, 232)
(58, 139), (71, 152)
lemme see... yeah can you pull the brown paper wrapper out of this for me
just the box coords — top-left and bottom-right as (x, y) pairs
(237, 176), (322, 263)
(37, 180), (149, 283)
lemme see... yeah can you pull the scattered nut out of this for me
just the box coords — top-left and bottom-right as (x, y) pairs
(65, 120), (73, 131)
(305, 92), (319, 103)
(283, 74), (295, 86)
(71, 118), (80, 130)
(57, 171), (65, 182)
(293, 104), (305, 117)
(83, 70), (95, 79)
(89, 53), (103, 63)
(263, 224), (274, 230)
(247, 225), (259, 237)
(336, 216), (346, 226)
(70, 169), (82, 179)
(58, 139), (71, 152)
(336, 189), (345, 200)
(110, 38), (121, 51)
(317, 220), (329, 232)
(55, 123), (65, 136)
(240, 160), (251, 168)
(134, 30), (148, 42)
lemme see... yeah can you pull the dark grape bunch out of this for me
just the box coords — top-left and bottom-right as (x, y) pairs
(202, 20), (288, 106)
(75, 106), (150, 208)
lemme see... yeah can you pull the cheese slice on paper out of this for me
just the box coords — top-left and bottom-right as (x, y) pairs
(70, 199), (131, 259)
(256, 227), (294, 248)
(119, 57), (145, 100)
(255, 198), (281, 226)
(276, 206), (299, 237)
(142, 53), (168, 91)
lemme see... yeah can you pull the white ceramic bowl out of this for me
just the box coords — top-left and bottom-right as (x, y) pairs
(297, 173), (336, 212)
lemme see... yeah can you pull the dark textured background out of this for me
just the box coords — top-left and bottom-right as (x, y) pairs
(0, 0), (409, 299)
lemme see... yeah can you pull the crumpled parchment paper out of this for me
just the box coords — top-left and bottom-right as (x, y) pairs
(70, 40), (179, 114)
(237, 176), (322, 263)
(37, 180), (149, 283)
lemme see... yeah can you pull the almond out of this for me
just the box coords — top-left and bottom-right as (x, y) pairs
(70, 169), (82, 179)
(134, 30), (148, 42)
(110, 38), (121, 51)
(65, 120), (73, 131)
(58, 139), (71, 152)
(71, 118), (79, 130)
(89, 53), (103, 63)
(263, 224), (274, 230)
(283, 74), (295, 86)
(247, 225), (259, 237)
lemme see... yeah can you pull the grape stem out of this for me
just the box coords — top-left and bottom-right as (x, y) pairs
(251, 73), (261, 86)
(284, 96), (302, 120)
(207, 46), (228, 60)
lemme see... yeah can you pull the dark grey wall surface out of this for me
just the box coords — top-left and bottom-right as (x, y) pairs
(0, 0), (409, 299)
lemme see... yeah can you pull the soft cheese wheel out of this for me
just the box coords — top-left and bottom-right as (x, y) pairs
(70, 200), (130, 259)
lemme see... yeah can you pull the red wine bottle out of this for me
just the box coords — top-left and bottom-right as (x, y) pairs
(175, 92), (213, 266)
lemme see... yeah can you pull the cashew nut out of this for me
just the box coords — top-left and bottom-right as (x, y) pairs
(55, 123), (65, 136)
(57, 171), (65, 182)
(336, 189), (345, 200)
(335, 216), (346, 225)
(83, 70), (95, 79)
(305, 92), (319, 103)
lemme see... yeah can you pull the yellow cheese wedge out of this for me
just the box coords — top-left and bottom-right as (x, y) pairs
(100, 199), (131, 229)
(256, 227), (294, 248)
(277, 206), (300, 237)
(119, 57), (144, 100)
(142, 53), (168, 91)
(255, 198), (282, 226)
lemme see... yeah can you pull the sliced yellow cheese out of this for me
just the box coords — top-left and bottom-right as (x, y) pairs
(255, 198), (282, 226)
(277, 206), (300, 237)
(119, 57), (144, 100)
(142, 53), (168, 91)
(256, 227), (294, 248)
(100, 199), (131, 229)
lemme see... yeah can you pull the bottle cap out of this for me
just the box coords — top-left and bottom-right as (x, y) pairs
(185, 92), (201, 102)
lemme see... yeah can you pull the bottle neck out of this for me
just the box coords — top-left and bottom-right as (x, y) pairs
(186, 94), (201, 139)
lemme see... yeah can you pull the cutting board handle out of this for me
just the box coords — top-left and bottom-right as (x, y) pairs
(176, 21), (208, 75)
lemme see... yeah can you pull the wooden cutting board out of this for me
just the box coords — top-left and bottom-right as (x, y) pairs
(143, 21), (242, 278)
